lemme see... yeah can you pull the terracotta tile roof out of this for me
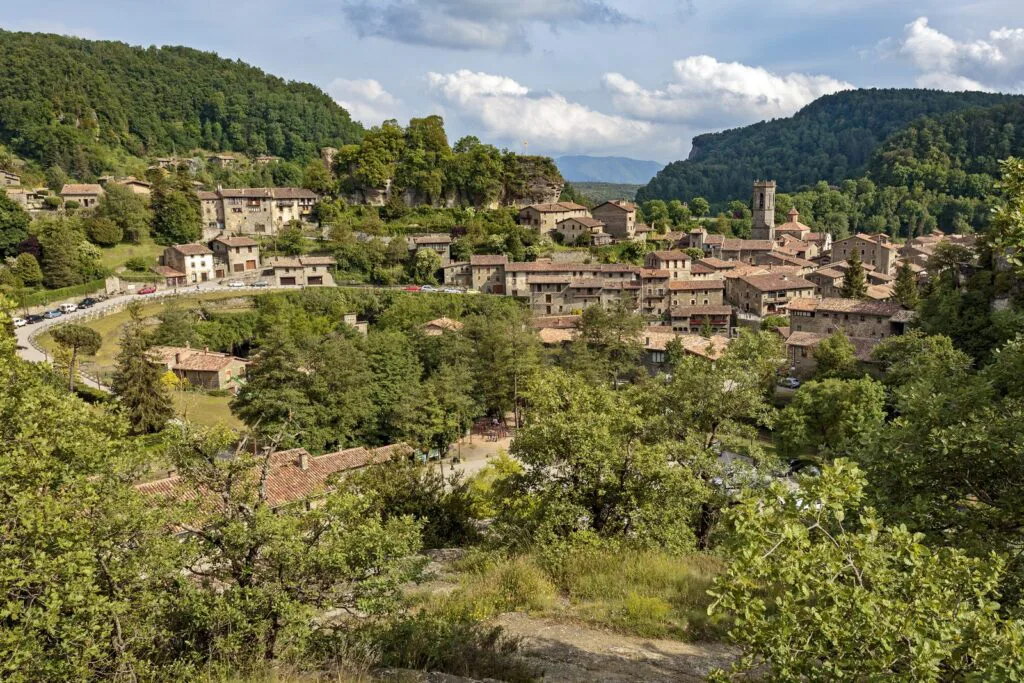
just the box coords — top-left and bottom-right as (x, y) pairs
(866, 283), (894, 300)
(422, 317), (464, 332)
(667, 279), (725, 291)
(220, 188), (273, 198)
(412, 234), (452, 245)
(523, 202), (588, 213)
(530, 315), (580, 329)
(557, 216), (604, 228)
(642, 331), (730, 358)
(537, 327), (579, 345)
(151, 265), (186, 278)
(137, 444), (412, 509)
(698, 257), (737, 270)
(785, 331), (828, 347)
(763, 252), (815, 268)
(299, 255), (336, 266)
(690, 263), (716, 274)
(722, 239), (775, 252)
(670, 305), (733, 317)
(470, 254), (508, 266)
(810, 267), (844, 279)
(170, 243), (213, 256)
(149, 345), (246, 372)
(704, 234), (725, 245)
(593, 200), (637, 212)
(60, 183), (103, 195)
(197, 191), (219, 200)
(739, 274), (815, 292)
(785, 297), (903, 316)
(567, 278), (606, 289)
(266, 256), (303, 268)
(214, 236), (259, 247)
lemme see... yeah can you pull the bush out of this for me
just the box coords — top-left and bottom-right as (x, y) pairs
(17, 279), (105, 308)
(86, 217), (123, 247)
(431, 552), (556, 620)
(64, 199), (81, 210)
(124, 256), (150, 272)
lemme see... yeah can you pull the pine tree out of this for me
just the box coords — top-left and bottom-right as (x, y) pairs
(230, 327), (314, 446)
(841, 249), (868, 299)
(893, 261), (919, 309)
(111, 304), (173, 434)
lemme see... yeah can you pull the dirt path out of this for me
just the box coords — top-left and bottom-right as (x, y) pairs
(493, 613), (737, 682)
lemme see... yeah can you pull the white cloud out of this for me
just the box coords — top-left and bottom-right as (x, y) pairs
(426, 70), (653, 152)
(895, 17), (1024, 92)
(327, 78), (401, 125)
(342, 0), (632, 52)
(602, 56), (853, 127)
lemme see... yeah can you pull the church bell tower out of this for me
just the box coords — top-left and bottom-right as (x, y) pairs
(751, 180), (776, 241)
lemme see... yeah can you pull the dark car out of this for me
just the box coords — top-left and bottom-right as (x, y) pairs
(78, 297), (99, 308)
(25, 314), (44, 324)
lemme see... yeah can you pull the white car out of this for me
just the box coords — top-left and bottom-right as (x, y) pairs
(227, 280), (245, 288)
(12, 317), (26, 328)
(59, 303), (78, 313)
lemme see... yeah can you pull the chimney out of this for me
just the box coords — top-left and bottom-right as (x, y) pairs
(174, 352), (181, 365)
(299, 451), (309, 471)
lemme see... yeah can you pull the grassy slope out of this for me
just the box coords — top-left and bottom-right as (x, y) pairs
(98, 237), (165, 271)
(38, 291), (252, 429)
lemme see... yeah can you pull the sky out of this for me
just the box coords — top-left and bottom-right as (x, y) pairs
(5, 0), (1024, 163)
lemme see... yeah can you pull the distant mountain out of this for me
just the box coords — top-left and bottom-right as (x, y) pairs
(555, 155), (664, 184)
(637, 88), (1023, 204)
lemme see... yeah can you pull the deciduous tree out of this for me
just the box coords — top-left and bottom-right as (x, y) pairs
(51, 323), (102, 392)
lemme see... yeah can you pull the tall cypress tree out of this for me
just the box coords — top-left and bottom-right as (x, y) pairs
(893, 261), (919, 309)
(111, 304), (173, 434)
(841, 249), (868, 299)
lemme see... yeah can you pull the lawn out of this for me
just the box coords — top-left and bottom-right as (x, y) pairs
(38, 291), (256, 428)
(98, 237), (165, 271)
(172, 391), (243, 429)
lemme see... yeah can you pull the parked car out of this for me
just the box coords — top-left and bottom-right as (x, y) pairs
(43, 310), (62, 319)
(59, 302), (78, 314)
(443, 287), (461, 294)
(78, 297), (98, 309)
(780, 377), (801, 389)
(403, 285), (421, 292)
(251, 280), (269, 288)
(420, 285), (438, 292)
(137, 286), (157, 295)
(226, 280), (245, 288)
(12, 317), (26, 328)
(25, 314), (44, 325)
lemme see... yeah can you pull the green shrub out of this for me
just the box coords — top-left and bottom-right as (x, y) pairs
(17, 279), (106, 308)
(436, 552), (556, 620)
(124, 256), (150, 272)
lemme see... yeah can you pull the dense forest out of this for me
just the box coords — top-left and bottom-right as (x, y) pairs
(0, 30), (364, 178)
(637, 89), (1021, 205)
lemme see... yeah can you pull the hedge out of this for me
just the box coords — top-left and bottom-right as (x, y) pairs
(17, 279), (107, 308)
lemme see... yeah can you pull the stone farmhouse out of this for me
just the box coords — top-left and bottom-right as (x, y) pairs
(901, 233), (977, 269)
(263, 255), (336, 286)
(728, 272), (815, 316)
(408, 234), (452, 264)
(781, 297), (916, 376)
(0, 169), (21, 186)
(211, 236), (261, 278)
(669, 305), (734, 336)
(517, 202), (589, 235)
(555, 217), (611, 246)
(149, 345), (249, 393)
(60, 183), (103, 208)
(591, 200), (638, 241)
(421, 317), (464, 336)
(198, 187), (318, 236)
(832, 233), (899, 276)
(161, 243), (216, 283)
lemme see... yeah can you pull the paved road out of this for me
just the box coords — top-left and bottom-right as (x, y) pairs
(14, 281), (302, 388)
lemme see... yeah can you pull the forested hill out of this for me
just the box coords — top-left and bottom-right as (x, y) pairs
(637, 88), (1021, 204)
(0, 30), (364, 178)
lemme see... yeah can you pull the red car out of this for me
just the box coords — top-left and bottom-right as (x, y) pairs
(137, 286), (157, 295)
(403, 285), (422, 292)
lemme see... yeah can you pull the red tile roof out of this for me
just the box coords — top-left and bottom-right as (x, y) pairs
(470, 254), (508, 266)
(170, 243), (213, 256)
(739, 273), (814, 292)
(667, 279), (725, 291)
(522, 202), (588, 213)
(214, 236), (259, 247)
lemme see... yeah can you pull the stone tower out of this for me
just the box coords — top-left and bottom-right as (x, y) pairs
(751, 180), (776, 241)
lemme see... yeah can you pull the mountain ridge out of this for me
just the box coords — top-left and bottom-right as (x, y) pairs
(555, 155), (664, 184)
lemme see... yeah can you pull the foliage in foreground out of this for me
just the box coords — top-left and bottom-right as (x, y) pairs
(710, 460), (1024, 681)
